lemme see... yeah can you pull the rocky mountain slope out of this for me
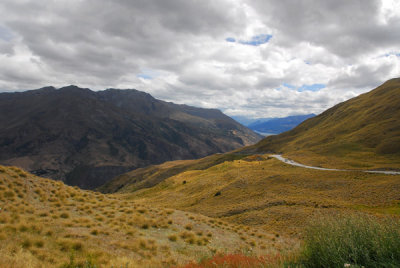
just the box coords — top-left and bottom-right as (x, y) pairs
(0, 86), (261, 189)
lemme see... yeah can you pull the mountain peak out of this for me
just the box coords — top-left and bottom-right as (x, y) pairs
(58, 85), (92, 93)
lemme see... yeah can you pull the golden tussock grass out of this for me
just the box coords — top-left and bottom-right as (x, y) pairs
(127, 155), (400, 238)
(0, 164), (279, 267)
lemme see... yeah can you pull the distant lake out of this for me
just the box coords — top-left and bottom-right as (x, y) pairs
(254, 131), (276, 136)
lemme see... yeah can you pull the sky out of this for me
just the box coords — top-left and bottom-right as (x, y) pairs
(0, 0), (399, 118)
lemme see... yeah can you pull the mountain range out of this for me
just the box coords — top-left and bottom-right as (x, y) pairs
(0, 86), (261, 189)
(247, 114), (316, 135)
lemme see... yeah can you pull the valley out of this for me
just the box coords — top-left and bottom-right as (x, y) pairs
(0, 78), (399, 267)
(244, 114), (316, 135)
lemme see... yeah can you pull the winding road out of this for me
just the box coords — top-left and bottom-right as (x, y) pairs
(270, 154), (400, 175)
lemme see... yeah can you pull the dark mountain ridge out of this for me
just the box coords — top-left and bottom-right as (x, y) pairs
(0, 85), (261, 189)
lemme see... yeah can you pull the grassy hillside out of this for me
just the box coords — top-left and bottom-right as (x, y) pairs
(125, 155), (400, 236)
(0, 165), (291, 267)
(99, 152), (247, 193)
(246, 78), (400, 169)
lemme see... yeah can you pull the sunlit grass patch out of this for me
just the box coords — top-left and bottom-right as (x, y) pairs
(180, 253), (282, 268)
(354, 203), (400, 215)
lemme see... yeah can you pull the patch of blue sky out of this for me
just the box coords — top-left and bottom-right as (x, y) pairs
(297, 84), (326, 92)
(137, 68), (159, 80)
(226, 34), (272, 46)
(137, 73), (153, 80)
(283, 83), (295, 89)
(382, 51), (400, 57)
(239, 34), (272, 46)
(0, 25), (13, 41)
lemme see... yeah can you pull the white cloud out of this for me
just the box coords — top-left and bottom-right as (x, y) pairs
(0, 0), (399, 117)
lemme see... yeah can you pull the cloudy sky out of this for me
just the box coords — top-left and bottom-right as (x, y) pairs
(0, 0), (399, 118)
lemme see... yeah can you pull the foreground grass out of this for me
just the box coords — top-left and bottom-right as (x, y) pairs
(0, 165), (282, 267)
(298, 214), (400, 268)
(182, 214), (400, 268)
(2, 163), (399, 267)
(179, 253), (283, 268)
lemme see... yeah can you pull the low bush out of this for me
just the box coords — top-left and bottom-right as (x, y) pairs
(168, 235), (177, 242)
(60, 212), (70, 219)
(299, 214), (400, 268)
(34, 240), (44, 248)
(90, 229), (99, 235)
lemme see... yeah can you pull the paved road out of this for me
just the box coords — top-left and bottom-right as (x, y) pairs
(270, 154), (400, 175)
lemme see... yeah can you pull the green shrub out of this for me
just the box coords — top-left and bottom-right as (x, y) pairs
(34, 240), (44, 248)
(60, 253), (98, 268)
(168, 235), (177, 242)
(4, 191), (15, 198)
(299, 214), (400, 267)
(60, 212), (70, 218)
(21, 239), (32, 248)
(72, 241), (83, 251)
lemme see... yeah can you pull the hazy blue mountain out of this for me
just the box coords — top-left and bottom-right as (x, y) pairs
(231, 116), (262, 126)
(248, 114), (316, 135)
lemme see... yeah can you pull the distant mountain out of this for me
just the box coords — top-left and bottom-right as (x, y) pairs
(0, 86), (261, 189)
(248, 114), (316, 135)
(231, 116), (262, 126)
